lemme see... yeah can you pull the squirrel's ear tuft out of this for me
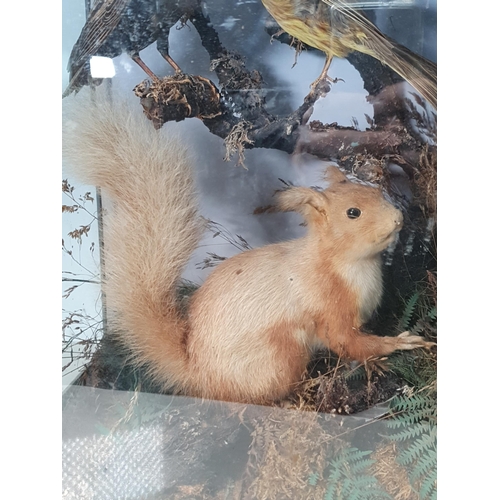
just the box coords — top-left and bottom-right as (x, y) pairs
(325, 166), (348, 186)
(277, 187), (328, 222)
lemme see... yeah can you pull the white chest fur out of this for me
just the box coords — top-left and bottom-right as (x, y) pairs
(339, 257), (384, 323)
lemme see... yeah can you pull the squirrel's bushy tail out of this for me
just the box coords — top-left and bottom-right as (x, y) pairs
(62, 90), (203, 390)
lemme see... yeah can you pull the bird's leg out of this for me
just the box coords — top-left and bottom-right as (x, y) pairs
(307, 54), (344, 98)
(270, 29), (286, 42)
(317, 54), (334, 84)
(156, 28), (184, 75)
(291, 39), (305, 69)
(161, 54), (183, 75)
(131, 54), (161, 82)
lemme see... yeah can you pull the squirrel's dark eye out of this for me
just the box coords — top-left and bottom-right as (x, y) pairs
(346, 208), (361, 219)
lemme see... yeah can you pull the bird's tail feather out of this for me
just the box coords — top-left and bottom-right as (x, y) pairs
(384, 38), (437, 109)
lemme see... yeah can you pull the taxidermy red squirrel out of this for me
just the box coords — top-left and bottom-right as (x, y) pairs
(63, 91), (434, 405)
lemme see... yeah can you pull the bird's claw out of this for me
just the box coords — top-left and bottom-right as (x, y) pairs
(306, 74), (344, 100)
(326, 76), (344, 85)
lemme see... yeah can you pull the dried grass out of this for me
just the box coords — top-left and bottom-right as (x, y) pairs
(370, 442), (419, 500)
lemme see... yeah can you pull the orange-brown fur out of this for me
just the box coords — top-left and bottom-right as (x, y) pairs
(63, 91), (431, 404)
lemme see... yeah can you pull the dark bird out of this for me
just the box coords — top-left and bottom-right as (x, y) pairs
(63, 0), (200, 98)
(260, 0), (437, 109)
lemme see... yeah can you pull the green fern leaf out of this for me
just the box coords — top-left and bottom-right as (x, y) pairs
(410, 322), (425, 335)
(323, 448), (391, 500)
(342, 448), (373, 463)
(390, 393), (435, 413)
(387, 421), (434, 441)
(418, 466), (437, 499)
(386, 391), (437, 500)
(388, 406), (437, 428)
(389, 395), (416, 413)
(345, 365), (368, 382)
(324, 482), (336, 500)
(327, 463), (342, 485)
(398, 291), (420, 331)
(398, 433), (436, 466)
(349, 458), (376, 474)
(427, 306), (437, 321)
(408, 448), (437, 484)
(308, 471), (320, 486)
(320, 448), (390, 500)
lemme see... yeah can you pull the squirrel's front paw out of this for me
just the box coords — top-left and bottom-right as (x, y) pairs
(396, 331), (436, 351)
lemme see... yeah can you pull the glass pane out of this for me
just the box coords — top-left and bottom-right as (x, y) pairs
(62, 1), (437, 497)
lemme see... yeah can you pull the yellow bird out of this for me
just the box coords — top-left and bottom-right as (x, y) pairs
(260, 0), (437, 109)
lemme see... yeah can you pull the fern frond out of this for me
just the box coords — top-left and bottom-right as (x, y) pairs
(326, 463), (342, 490)
(324, 483), (336, 500)
(344, 476), (391, 499)
(398, 291), (420, 331)
(323, 448), (391, 500)
(386, 390), (437, 500)
(427, 306), (437, 321)
(398, 433), (436, 466)
(410, 323), (425, 335)
(408, 448), (437, 484)
(345, 364), (368, 382)
(341, 448), (373, 463)
(349, 458), (376, 474)
(389, 393), (435, 414)
(308, 471), (320, 486)
(387, 421), (434, 441)
(418, 467), (437, 500)
(387, 406), (436, 428)
(388, 355), (424, 387)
